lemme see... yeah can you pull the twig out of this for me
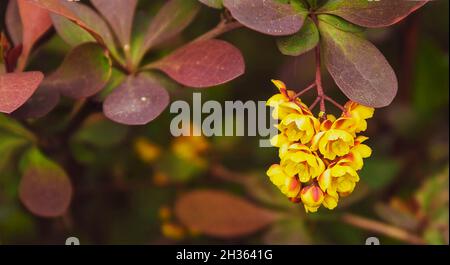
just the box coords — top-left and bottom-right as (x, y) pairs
(325, 95), (345, 112)
(294, 82), (316, 98)
(310, 97), (320, 110)
(193, 20), (243, 43)
(341, 213), (426, 245)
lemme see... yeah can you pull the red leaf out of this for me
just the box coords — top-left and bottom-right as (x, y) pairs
(12, 81), (60, 119)
(0, 71), (44, 113)
(103, 74), (170, 125)
(5, 0), (23, 46)
(175, 190), (280, 238)
(91, 0), (137, 48)
(319, 21), (398, 108)
(318, 0), (430, 28)
(19, 148), (72, 218)
(26, 0), (105, 45)
(17, 0), (52, 71)
(155, 39), (245, 88)
(223, 0), (305, 36)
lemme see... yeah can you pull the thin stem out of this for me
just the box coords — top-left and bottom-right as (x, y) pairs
(341, 213), (426, 245)
(325, 96), (345, 112)
(294, 82), (316, 98)
(310, 97), (320, 110)
(314, 45), (325, 114)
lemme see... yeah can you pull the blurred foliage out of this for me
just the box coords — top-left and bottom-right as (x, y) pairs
(0, 0), (449, 244)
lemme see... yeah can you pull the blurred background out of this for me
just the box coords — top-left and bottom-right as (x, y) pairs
(0, 0), (448, 244)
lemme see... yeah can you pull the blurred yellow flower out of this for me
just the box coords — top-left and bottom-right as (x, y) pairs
(134, 137), (161, 163)
(161, 222), (186, 240)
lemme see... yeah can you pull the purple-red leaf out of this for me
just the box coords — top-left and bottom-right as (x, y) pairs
(47, 42), (111, 99)
(103, 74), (170, 125)
(91, 0), (137, 49)
(19, 147), (72, 218)
(136, 0), (200, 63)
(155, 39), (245, 88)
(0, 71), (44, 113)
(319, 21), (398, 108)
(318, 0), (430, 28)
(12, 81), (60, 119)
(6, 0), (23, 46)
(16, 0), (52, 71)
(26, 0), (105, 45)
(175, 190), (280, 238)
(223, 0), (305, 36)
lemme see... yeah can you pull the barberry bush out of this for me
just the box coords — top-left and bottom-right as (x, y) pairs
(0, 0), (448, 244)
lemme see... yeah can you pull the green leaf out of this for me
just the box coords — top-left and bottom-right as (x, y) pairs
(94, 68), (127, 102)
(360, 158), (400, 190)
(318, 0), (429, 28)
(318, 20), (398, 108)
(317, 14), (364, 33)
(0, 114), (36, 142)
(0, 132), (28, 172)
(72, 114), (128, 148)
(199, 0), (223, 9)
(50, 2), (120, 62)
(46, 42), (112, 99)
(19, 147), (73, 218)
(277, 17), (319, 56)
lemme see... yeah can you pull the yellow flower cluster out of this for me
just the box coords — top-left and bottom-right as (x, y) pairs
(266, 80), (374, 213)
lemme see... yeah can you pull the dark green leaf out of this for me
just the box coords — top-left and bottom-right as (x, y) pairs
(277, 17), (319, 56)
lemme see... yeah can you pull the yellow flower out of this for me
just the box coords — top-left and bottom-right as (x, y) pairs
(280, 144), (325, 182)
(311, 129), (354, 160)
(345, 136), (372, 170)
(342, 101), (374, 133)
(266, 164), (302, 198)
(267, 80), (312, 119)
(278, 113), (320, 144)
(323, 193), (339, 210)
(300, 184), (324, 213)
(318, 158), (360, 197)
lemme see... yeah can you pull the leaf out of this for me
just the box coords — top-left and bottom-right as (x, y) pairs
(6, 0), (23, 46)
(223, 0), (306, 36)
(277, 17), (319, 56)
(26, 0), (105, 45)
(19, 147), (72, 218)
(317, 14), (365, 33)
(73, 113), (128, 148)
(16, 0), (52, 71)
(12, 81), (60, 119)
(0, 113), (36, 141)
(103, 74), (170, 125)
(136, 0), (201, 63)
(0, 71), (44, 113)
(47, 42), (111, 99)
(91, 0), (137, 48)
(199, 0), (223, 9)
(0, 133), (29, 172)
(155, 39), (245, 88)
(318, 21), (398, 107)
(175, 190), (280, 238)
(318, 0), (429, 28)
